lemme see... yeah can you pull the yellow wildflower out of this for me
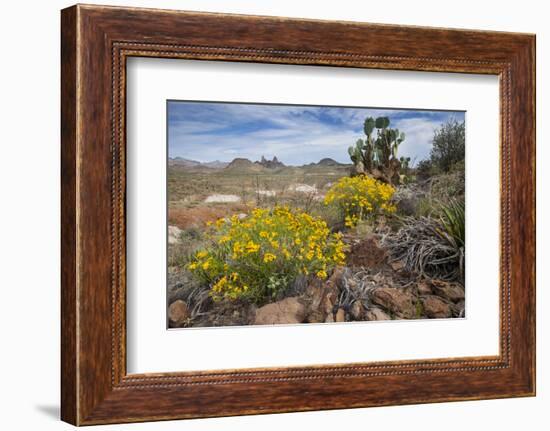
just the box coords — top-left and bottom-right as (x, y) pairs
(187, 205), (347, 303)
(263, 253), (276, 263)
(219, 235), (230, 244)
(316, 269), (328, 279)
(245, 241), (260, 253)
(325, 175), (395, 228)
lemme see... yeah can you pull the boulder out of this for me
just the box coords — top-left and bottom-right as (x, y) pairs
(168, 299), (189, 326)
(168, 225), (183, 244)
(349, 300), (365, 320)
(167, 271), (201, 304)
(167, 282), (187, 304)
(365, 307), (391, 321)
(327, 266), (346, 286)
(323, 289), (338, 315)
(421, 295), (452, 318)
(370, 287), (416, 318)
(307, 283), (325, 312)
(303, 268), (344, 321)
(254, 297), (306, 325)
(197, 300), (256, 327)
(306, 310), (324, 324)
(417, 280), (433, 296)
(430, 280), (465, 303)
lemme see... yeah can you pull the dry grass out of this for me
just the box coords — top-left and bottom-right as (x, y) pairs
(381, 216), (463, 282)
(168, 165), (348, 204)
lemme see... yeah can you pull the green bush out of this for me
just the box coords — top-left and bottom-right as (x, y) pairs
(415, 197), (439, 218)
(430, 171), (465, 202)
(430, 118), (465, 172)
(438, 199), (465, 250)
(415, 159), (439, 179)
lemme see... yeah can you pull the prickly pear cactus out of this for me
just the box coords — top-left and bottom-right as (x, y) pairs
(349, 116), (406, 185)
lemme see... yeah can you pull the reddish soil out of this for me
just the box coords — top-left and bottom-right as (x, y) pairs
(345, 236), (389, 270)
(168, 204), (249, 230)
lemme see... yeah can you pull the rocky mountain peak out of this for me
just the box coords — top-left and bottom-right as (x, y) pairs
(256, 155), (285, 169)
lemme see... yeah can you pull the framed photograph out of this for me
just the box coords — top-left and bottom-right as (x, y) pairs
(61, 4), (536, 425)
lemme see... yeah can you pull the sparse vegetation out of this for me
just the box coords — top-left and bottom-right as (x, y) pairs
(382, 215), (463, 282)
(383, 198), (465, 282)
(168, 109), (466, 328)
(167, 227), (206, 268)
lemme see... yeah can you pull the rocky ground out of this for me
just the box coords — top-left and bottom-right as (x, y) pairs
(167, 230), (465, 328)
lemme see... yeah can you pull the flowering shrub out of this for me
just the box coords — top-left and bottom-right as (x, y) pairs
(187, 206), (346, 303)
(324, 175), (396, 227)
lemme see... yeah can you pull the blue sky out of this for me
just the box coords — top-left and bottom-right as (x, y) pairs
(168, 101), (465, 166)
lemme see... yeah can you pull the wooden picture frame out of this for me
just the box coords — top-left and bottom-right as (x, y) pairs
(61, 4), (536, 425)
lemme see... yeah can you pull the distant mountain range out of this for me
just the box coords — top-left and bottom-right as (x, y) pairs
(169, 157), (229, 169)
(168, 156), (349, 170)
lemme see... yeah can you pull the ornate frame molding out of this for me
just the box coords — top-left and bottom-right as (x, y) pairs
(61, 5), (535, 425)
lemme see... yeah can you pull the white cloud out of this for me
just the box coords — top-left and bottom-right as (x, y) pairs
(168, 102), (463, 165)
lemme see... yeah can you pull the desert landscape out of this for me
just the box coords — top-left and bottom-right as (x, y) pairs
(167, 102), (465, 328)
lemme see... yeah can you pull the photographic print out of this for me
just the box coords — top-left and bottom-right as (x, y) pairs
(167, 101), (466, 328)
